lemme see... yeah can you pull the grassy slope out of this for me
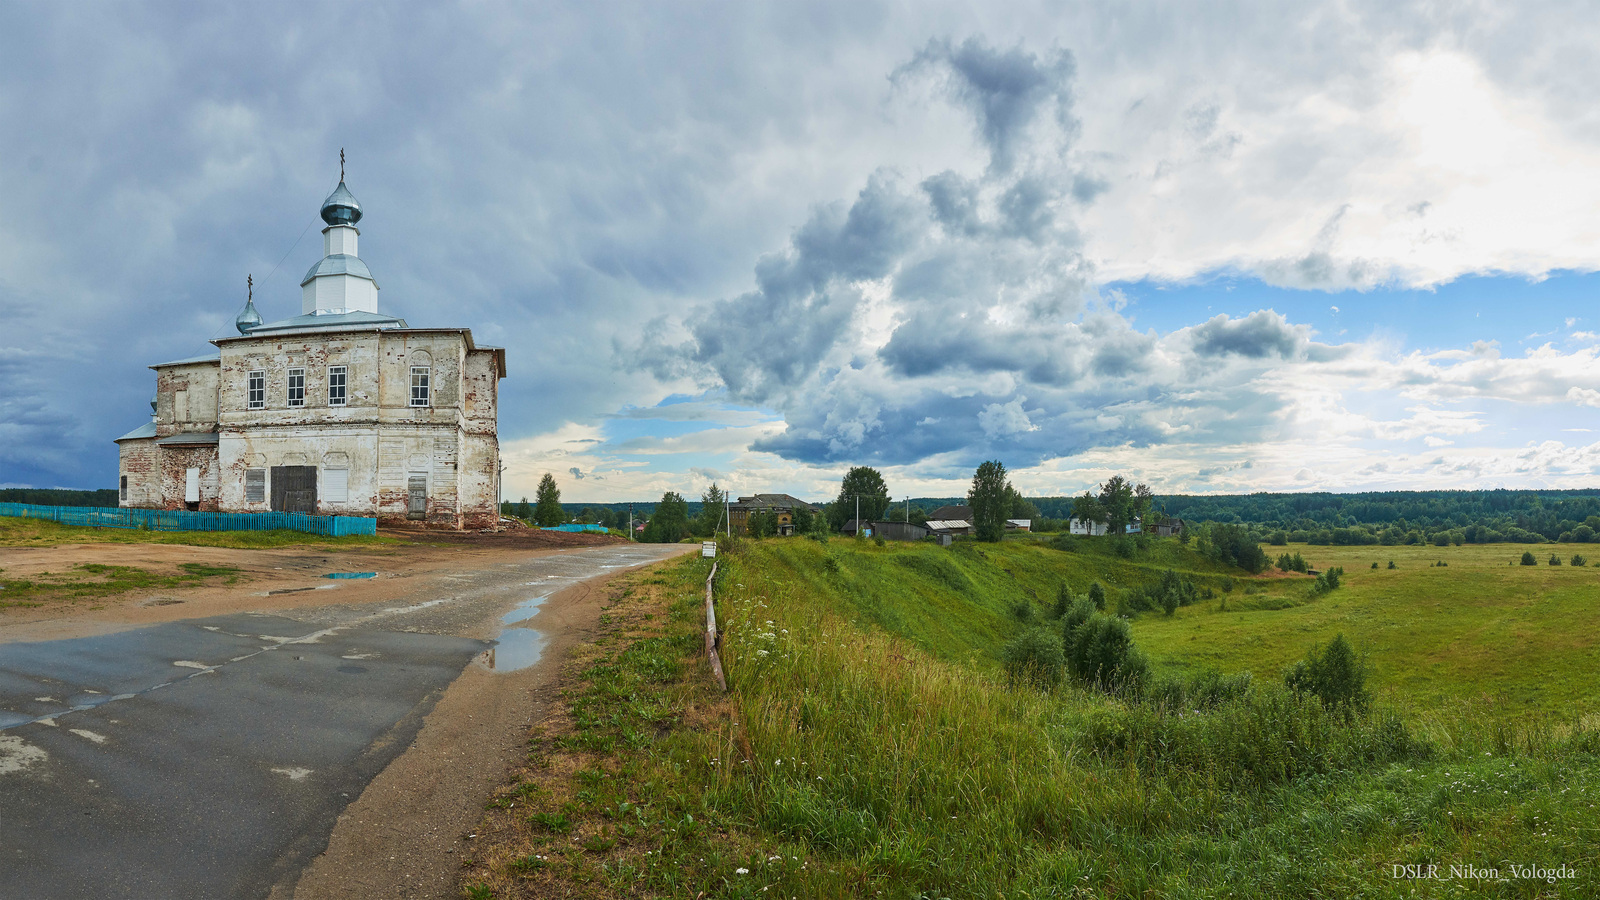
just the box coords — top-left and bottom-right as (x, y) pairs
(1133, 541), (1600, 720)
(466, 536), (1600, 899)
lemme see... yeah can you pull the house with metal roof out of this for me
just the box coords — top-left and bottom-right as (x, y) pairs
(728, 493), (818, 536)
(114, 169), (506, 529)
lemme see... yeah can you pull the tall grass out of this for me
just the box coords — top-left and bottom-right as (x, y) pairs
(475, 537), (1600, 898)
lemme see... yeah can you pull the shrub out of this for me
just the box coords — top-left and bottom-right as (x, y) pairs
(1521, 550), (1537, 565)
(1011, 598), (1035, 622)
(1549, 554), (1562, 566)
(1088, 581), (1106, 610)
(1066, 613), (1149, 692)
(1052, 582), (1072, 619)
(873, 536), (886, 547)
(1309, 566), (1345, 596)
(1061, 596), (1097, 635)
(1001, 627), (1065, 688)
(1387, 560), (1396, 569)
(1284, 633), (1369, 712)
(1219, 576), (1235, 593)
(1370, 562), (1378, 569)
(1573, 554), (1587, 567)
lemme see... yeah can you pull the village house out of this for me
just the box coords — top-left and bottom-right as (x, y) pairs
(114, 173), (506, 529)
(728, 493), (818, 536)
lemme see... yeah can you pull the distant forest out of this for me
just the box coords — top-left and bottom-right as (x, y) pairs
(0, 488), (120, 507)
(13, 487), (1598, 544)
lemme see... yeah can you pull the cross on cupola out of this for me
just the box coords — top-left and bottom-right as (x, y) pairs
(300, 150), (379, 316)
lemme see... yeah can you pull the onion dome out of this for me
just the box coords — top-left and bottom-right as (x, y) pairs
(320, 181), (362, 226)
(235, 296), (262, 334)
(235, 275), (262, 334)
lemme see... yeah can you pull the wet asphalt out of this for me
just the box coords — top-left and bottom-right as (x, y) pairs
(0, 543), (682, 900)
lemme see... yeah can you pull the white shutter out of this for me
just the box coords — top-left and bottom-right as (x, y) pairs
(184, 468), (200, 502)
(325, 468), (349, 503)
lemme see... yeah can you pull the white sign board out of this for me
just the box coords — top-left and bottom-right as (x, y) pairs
(702, 541), (717, 558)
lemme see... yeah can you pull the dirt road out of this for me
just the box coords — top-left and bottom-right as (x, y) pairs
(0, 536), (694, 899)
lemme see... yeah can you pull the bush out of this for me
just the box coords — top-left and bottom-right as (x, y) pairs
(1065, 613), (1149, 692)
(1275, 551), (1309, 574)
(1060, 596), (1097, 636)
(1521, 550), (1538, 566)
(1088, 582), (1106, 610)
(1370, 561), (1378, 569)
(1549, 554), (1562, 566)
(1309, 566), (1345, 596)
(1011, 598), (1035, 622)
(1573, 554), (1587, 567)
(1284, 633), (1369, 712)
(1001, 627), (1064, 688)
(1387, 560), (1396, 569)
(1052, 583), (1072, 619)
(1219, 576), (1235, 593)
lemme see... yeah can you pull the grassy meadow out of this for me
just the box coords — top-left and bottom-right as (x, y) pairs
(465, 534), (1600, 898)
(1133, 541), (1600, 721)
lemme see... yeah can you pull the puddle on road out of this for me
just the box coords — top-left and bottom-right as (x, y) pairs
(481, 595), (550, 673)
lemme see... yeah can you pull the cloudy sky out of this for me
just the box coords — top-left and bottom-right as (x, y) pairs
(5, 1), (1600, 503)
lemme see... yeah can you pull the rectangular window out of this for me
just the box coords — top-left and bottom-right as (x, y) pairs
(119, 475), (128, 502)
(410, 366), (430, 407)
(327, 366), (347, 406)
(245, 468), (266, 503)
(324, 468), (349, 502)
(287, 368), (305, 407)
(247, 371), (265, 410)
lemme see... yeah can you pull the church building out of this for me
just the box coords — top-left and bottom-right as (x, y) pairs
(115, 171), (506, 529)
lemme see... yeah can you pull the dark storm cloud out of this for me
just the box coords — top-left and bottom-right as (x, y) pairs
(1189, 310), (1307, 358)
(680, 172), (925, 403)
(899, 37), (1077, 173)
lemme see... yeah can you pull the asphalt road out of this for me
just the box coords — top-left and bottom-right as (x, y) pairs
(0, 542), (683, 900)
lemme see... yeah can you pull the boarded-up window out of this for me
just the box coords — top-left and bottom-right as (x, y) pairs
(185, 468), (201, 503)
(245, 468), (266, 502)
(119, 475), (128, 502)
(325, 468), (349, 503)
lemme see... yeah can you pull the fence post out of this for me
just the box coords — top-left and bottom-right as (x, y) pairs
(705, 561), (727, 692)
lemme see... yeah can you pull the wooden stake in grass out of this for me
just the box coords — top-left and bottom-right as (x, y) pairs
(705, 561), (727, 691)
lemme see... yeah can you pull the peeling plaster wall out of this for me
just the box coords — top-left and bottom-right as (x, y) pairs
(120, 328), (500, 526)
(117, 439), (159, 507)
(156, 444), (221, 511)
(155, 361), (220, 437)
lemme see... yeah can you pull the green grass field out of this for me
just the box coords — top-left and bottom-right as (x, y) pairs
(466, 535), (1600, 898)
(1133, 541), (1600, 722)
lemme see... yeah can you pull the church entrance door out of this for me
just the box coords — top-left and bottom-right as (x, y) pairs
(271, 466), (318, 515)
(407, 476), (427, 520)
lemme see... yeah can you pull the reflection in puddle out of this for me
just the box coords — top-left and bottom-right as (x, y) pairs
(483, 595), (549, 672)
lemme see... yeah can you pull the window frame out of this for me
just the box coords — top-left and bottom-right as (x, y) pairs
(286, 367), (306, 408)
(244, 468), (266, 503)
(327, 365), (347, 407)
(247, 370), (266, 410)
(410, 366), (431, 407)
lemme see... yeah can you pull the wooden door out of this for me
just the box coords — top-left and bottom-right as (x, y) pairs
(407, 476), (427, 520)
(271, 466), (318, 514)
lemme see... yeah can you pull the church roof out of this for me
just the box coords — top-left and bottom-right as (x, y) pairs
(239, 309), (408, 337)
(114, 422), (158, 442)
(149, 354), (221, 369)
(301, 253), (376, 287)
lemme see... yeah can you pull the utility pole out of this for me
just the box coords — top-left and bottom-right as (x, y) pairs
(628, 503), (634, 542)
(855, 494), (860, 533)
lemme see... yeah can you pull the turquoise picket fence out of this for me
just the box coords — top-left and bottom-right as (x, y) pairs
(0, 502), (377, 536)
(543, 523), (611, 534)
